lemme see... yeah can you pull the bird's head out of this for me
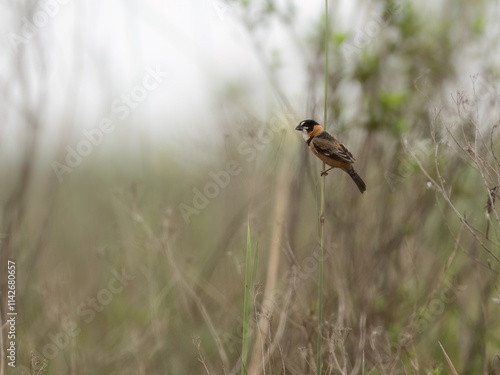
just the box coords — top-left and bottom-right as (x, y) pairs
(295, 120), (321, 140)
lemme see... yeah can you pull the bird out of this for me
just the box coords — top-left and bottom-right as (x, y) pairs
(295, 119), (366, 193)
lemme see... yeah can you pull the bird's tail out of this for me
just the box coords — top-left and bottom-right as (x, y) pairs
(347, 167), (366, 194)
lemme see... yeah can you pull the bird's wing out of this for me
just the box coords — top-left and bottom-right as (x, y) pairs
(312, 136), (356, 163)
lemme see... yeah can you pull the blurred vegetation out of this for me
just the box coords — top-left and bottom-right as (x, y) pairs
(1, 0), (500, 374)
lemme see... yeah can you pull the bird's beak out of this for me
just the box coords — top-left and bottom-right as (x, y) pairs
(295, 124), (304, 131)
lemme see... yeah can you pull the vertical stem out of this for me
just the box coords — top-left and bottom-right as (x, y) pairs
(241, 220), (252, 375)
(317, 178), (325, 375)
(247, 159), (292, 375)
(317, 1), (328, 374)
(323, 1), (329, 130)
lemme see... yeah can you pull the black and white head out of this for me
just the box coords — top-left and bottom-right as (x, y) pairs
(295, 119), (320, 140)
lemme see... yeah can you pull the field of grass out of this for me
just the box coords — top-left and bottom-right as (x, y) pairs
(1, 1), (500, 374)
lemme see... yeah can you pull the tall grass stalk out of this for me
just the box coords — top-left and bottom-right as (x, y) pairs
(316, 1), (328, 373)
(248, 158), (292, 374)
(241, 220), (253, 375)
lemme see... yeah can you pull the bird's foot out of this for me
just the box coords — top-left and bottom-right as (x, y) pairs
(320, 170), (329, 177)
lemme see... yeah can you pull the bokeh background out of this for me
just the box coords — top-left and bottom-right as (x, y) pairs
(1, 0), (500, 374)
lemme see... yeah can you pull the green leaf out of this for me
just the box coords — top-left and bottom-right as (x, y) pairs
(381, 92), (407, 110)
(473, 15), (485, 35)
(332, 32), (347, 45)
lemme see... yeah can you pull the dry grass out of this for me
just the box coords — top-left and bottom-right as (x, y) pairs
(1, 1), (500, 374)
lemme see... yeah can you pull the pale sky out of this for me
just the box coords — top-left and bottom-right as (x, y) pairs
(1, 1), (323, 154)
(1, 0), (499, 161)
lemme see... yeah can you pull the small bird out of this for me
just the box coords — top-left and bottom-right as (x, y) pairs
(295, 119), (366, 193)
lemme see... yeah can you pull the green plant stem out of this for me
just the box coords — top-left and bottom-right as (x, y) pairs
(323, 2), (329, 129)
(317, 177), (325, 375)
(241, 220), (252, 375)
(316, 1), (328, 374)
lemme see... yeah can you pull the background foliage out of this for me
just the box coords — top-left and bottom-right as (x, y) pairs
(1, 0), (500, 374)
